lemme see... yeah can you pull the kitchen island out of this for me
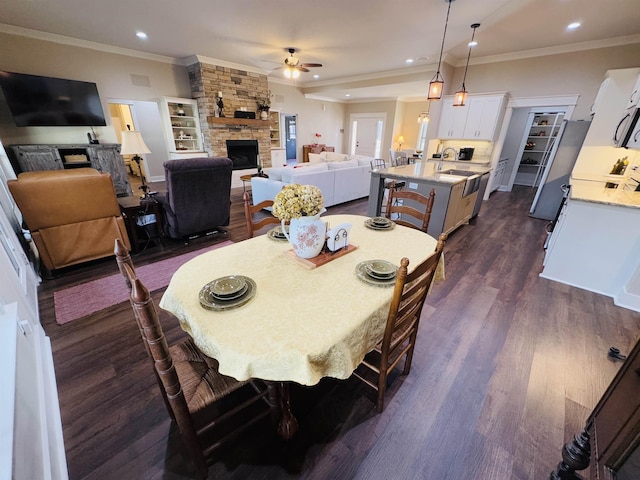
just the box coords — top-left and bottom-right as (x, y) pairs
(541, 176), (640, 312)
(368, 160), (492, 237)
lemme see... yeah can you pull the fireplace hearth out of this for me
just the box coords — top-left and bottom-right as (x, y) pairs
(226, 140), (259, 171)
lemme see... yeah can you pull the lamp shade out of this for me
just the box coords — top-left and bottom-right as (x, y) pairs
(120, 130), (151, 155)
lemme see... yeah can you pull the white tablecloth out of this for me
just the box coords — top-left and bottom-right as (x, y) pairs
(159, 214), (440, 385)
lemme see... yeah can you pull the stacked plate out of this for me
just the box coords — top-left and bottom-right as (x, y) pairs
(199, 275), (257, 311)
(267, 225), (288, 241)
(355, 259), (398, 287)
(364, 216), (395, 231)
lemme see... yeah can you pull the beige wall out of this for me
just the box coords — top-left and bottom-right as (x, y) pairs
(447, 44), (640, 120)
(343, 100), (398, 158)
(267, 82), (346, 159)
(0, 32), (191, 146)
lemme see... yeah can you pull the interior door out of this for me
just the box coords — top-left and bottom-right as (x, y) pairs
(350, 115), (384, 157)
(284, 115), (297, 161)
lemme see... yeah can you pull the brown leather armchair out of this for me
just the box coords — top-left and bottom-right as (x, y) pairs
(8, 168), (130, 273)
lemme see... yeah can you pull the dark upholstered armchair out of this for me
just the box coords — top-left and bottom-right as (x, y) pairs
(156, 157), (233, 240)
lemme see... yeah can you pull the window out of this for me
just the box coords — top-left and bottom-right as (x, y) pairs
(417, 120), (429, 152)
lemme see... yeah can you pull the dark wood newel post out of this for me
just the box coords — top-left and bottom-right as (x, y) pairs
(549, 422), (592, 480)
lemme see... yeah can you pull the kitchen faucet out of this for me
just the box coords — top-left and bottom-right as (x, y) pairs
(436, 147), (458, 171)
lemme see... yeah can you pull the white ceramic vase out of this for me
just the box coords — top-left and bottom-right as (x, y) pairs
(260, 110), (269, 120)
(282, 214), (326, 259)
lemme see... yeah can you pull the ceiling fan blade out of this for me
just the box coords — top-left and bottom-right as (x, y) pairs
(297, 67), (310, 73)
(300, 63), (323, 68)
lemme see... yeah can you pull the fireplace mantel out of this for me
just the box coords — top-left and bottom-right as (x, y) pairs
(207, 117), (272, 129)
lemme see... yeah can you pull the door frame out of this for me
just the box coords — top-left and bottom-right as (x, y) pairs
(283, 113), (297, 162)
(348, 113), (387, 158)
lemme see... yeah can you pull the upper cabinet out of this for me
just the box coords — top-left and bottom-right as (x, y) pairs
(159, 97), (205, 159)
(437, 94), (506, 141)
(625, 73), (640, 110)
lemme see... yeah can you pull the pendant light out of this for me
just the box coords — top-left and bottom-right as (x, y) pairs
(417, 101), (431, 123)
(453, 23), (480, 107)
(428, 0), (455, 100)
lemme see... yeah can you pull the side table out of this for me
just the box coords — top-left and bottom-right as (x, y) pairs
(240, 172), (269, 194)
(118, 196), (164, 253)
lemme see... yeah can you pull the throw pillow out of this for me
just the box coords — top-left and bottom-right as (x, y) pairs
(308, 153), (324, 164)
(326, 159), (359, 169)
(325, 152), (349, 162)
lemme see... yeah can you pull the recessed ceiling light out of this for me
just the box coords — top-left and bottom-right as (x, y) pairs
(567, 22), (581, 30)
(406, 59), (414, 64)
(313, 74), (319, 79)
(345, 94), (351, 97)
(136, 31), (148, 39)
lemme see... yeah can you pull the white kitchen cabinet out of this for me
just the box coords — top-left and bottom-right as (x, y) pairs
(463, 96), (505, 140)
(159, 97), (205, 159)
(624, 74), (640, 110)
(437, 97), (468, 139)
(491, 158), (508, 192)
(437, 94), (505, 141)
(270, 148), (286, 167)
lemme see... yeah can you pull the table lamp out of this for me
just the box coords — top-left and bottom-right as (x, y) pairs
(121, 129), (152, 198)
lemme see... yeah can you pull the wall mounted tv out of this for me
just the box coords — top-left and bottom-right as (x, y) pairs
(0, 71), (107, 127)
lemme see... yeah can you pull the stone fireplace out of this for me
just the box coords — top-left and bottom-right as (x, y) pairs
(186, 58), (273, 169)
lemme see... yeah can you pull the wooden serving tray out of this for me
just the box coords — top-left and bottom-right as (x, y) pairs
(286, 244), (358, 270)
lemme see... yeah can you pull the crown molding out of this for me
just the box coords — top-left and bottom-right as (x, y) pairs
(459, 33), (640, 67)
(183, 55), (271, 75)
(0, 23), (178, 64)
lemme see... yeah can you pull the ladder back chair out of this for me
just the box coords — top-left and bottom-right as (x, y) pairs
(353, 234), (446, 412)
(243, 191), (280, 238)
(385, 182), (436, 233)
(114, 239), (271, 479)
(371, 159), (405, 214)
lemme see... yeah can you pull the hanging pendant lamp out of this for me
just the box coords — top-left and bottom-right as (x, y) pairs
(453, 23), (480, 107)
(428, 0), (455, 100)
(417, 101), (431, 123)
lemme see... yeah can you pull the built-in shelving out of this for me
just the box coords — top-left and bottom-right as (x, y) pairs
(159, 97), (204, 159)
(514, 111), (564, 187)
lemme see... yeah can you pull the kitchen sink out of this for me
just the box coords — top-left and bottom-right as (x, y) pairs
(440, 169), (479, 177)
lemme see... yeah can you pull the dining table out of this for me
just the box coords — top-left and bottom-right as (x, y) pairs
(159, 214), (443, 438)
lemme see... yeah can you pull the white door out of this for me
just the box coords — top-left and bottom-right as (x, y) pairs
(350, 114), (385, 158)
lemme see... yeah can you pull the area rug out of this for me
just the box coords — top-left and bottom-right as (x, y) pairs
(53, 240), (233, 325)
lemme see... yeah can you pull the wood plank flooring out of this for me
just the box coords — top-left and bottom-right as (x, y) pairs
(37, 186), (640, 479)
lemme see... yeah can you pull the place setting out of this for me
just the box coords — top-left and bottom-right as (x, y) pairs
(355, 259), (398, 287)
(267, 224), (289, 241)
(199, 275), (257, 311)
(364, 216), (396, 231)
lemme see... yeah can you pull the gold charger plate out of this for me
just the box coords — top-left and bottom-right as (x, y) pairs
(364, 218), (396, 231)
(199, 276), (257, 311)
(355, 261), (397, 287)
(267, 225), (289, 241)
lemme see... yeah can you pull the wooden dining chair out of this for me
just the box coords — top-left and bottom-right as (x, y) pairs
(385, 182), (436, 233)
(114, 239), (271, 479)
(353, 234), (446, 413)
(243, 191), (280, 238)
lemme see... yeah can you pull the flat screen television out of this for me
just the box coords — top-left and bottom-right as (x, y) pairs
(0, 71), (107, 127)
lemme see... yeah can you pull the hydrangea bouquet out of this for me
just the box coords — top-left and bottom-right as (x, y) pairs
(272, 184), (324, 221)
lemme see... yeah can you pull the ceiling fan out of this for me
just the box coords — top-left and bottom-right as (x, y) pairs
(282, 48), (322, 79)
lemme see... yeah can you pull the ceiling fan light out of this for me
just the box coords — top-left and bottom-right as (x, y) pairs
(284, 67), (292, 79)
(292, 69), (300, 79)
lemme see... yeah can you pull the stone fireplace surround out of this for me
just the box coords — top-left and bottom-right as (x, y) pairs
(186, 59), (272, 187)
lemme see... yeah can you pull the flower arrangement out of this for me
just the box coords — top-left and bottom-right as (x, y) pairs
(257, 91), (272, 111)
(272, 184), (324, 221)
(315, 133), (322, 139)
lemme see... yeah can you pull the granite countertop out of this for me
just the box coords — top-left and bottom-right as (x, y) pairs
(372, 159), (492, 184)
(570, 177), (640, 209)
(425, 157), (492, 166)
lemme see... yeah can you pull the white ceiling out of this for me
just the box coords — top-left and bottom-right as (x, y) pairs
(1, 0), (639, 101)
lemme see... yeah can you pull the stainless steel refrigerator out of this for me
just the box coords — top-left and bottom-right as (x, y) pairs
(529, 120), (591, 220)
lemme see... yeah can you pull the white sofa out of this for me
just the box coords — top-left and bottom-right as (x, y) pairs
(251, 152), (375, 208)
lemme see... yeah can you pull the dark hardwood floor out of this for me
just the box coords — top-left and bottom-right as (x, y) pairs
(38, 185), (640, 479)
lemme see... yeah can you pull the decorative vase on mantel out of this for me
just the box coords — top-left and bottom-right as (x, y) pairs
(282, 214), (326, 259)
(260, 109), (269, 120)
